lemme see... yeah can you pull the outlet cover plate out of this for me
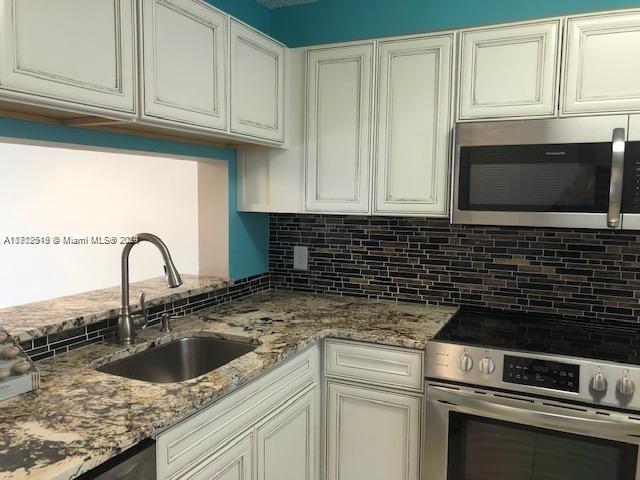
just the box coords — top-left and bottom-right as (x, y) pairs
(293, 245), (309, 270)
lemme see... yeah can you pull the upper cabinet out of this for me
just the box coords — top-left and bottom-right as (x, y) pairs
(374, 34), (453, 216)
(562, 11), (640, 115)
(305, 43), (374, 214)
(230, 19), (285, 143)
(139, 0), (227, 132)
(458, 20), (561, 121)
(0, 0), (137, 117)
(237, 48), (305, 214)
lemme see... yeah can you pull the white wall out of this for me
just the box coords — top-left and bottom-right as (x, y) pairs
(0, 141), (208, 308)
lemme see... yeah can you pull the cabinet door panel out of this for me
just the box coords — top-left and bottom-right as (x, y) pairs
(563, 11), (640, 115)
(375, 35), (453, 215)
(458, 20), (560, 120)
(175, 432), (253, 480)
(326, 381), (421, 480)
(305, 43), (374, 213)
(256, 384), (318, 480)
(157, 346), (319, 479)
(0, 0), (136, 114)
(141, 0), (227, 130)
(236, 48), (305, 213)
(230, 19), (285, 142)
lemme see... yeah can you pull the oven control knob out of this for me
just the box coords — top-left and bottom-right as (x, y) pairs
(589, 372), (608, 393)
(616, 376), (635, 397)
(457, 354), (473, 373)
(479, 357), (495, 375)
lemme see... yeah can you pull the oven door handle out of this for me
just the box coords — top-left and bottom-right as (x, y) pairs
(428, 386), (639, 438)
(608, 127), (626, 229)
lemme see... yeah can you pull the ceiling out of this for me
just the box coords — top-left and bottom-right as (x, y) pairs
(255, 0), (319, 9)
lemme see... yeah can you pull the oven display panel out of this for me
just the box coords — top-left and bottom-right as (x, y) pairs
(503, 355), (580, 393)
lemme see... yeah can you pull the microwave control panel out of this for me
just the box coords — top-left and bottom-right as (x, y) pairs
(503, 355), (580, 393)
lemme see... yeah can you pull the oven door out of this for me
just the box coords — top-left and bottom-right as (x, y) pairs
(425, 384), (640, 480)
(452, 115), (629, 229)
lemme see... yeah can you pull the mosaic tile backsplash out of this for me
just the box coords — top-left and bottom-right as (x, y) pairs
(20, 273), (270, 361)
(270, 214), (640, 323)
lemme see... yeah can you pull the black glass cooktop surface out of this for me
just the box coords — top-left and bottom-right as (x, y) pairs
(433, 307), (640, 365)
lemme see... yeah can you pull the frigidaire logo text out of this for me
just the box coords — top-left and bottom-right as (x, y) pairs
(545, 151), (566, 156)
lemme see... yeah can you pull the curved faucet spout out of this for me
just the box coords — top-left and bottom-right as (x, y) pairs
(118, 233), (183, 345)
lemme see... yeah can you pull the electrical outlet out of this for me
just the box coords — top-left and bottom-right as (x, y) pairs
(293, 245), (309, 270)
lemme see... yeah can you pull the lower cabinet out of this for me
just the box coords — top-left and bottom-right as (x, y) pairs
(256, 384), (319, 480)
(177, 431), (254, 480)
(156, 346), (319, 479)
(165, 382), (319, 480)
(157, 341), (423, 480)
(326, 381), (422, 480)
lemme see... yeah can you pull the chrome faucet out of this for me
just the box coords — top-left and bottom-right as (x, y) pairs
(118, 233), (183, 345)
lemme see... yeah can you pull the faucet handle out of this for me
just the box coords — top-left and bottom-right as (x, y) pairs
(136, 292), (149, 330)
(160, 313), (174, 333)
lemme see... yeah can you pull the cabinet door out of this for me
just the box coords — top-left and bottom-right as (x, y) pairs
(0, 0), (137, 115)
(563, 11), (640, 115)
(305, 43), (374, 213)
(230, 19), (285, 143)
(326, 381), (422, 480)
(236, 48), (306, 213)
(458, 20), (560, 120)
(175, 432), (254, 480)
(256, 384), (319, 480)
(140, 0), (227, 131)
(374, 34), (453, 216)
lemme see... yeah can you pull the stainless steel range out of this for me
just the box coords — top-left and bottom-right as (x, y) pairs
(424, 307), (640, 480)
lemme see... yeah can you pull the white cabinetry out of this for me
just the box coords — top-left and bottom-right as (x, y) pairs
(139, 0), (227, 132)
(230, 19), (285, 143)
(157, 346), (319, 479)
(157, 341), (425, 480)
(237, 48), (305, 213)
(256, 384), (319, 480)
(0, 0), (137, 116)
(324, 340), (424, 480)
(176, 431), (254, 480)
(325, 339), (425, 391)
(374, 34), (453, 215)
(458, 20), (561, 120)
(562, 11), (640, 115)
(305, 43), (375, 213)
(326, 381), (422, 480)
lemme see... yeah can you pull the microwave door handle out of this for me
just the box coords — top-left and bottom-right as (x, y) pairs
(607, 127), (626, 228)
(428, 386), (637, 438)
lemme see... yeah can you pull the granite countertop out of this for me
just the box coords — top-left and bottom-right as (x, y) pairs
(0, 275), (229, 342)
(0, 291), (456, 480)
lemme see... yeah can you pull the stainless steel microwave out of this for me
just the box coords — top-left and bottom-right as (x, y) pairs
(452, 115), (640, 229)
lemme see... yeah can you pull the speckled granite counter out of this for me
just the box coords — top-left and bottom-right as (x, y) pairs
(0, 275), (229, 342)
(0, 291), (456, 480)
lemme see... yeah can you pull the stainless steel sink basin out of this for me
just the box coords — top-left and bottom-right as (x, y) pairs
(96, 336), (257, 383)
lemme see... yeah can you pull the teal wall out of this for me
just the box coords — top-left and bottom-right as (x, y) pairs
(205, 0), (271, 34)
(227, 159), (270, 279)
(270, 0), (640, 47)
(0, 118), (269, 280)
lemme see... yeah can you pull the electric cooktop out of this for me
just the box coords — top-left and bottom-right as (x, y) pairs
(427, 307), (640, 410)
(434, 307), (640, 365)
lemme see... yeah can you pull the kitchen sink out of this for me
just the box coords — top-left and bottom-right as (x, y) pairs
(96, 336), (257, 383)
